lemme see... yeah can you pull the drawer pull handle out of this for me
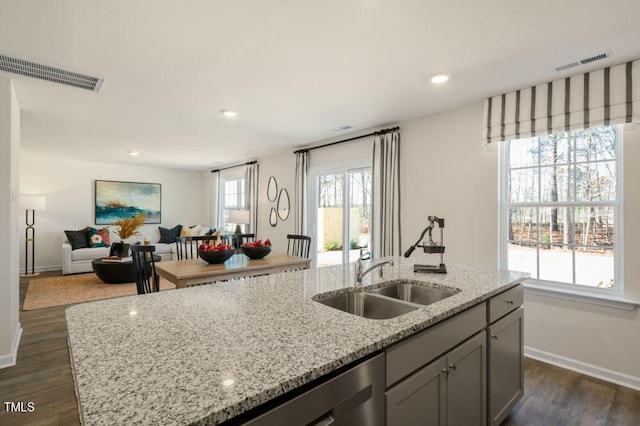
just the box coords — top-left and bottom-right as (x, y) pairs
(505, 299), (514, 304)
(311, 413), (335, 426)
(448, 364), (456, 371)
(491, 334), (498, 340)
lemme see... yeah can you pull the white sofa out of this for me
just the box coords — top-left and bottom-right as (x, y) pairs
(61, 224), (212, 275)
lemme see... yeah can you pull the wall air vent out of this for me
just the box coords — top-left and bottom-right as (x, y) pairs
(553, 50), (612, 72)
(0, 53), (104, 92)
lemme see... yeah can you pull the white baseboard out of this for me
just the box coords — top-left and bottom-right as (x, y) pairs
(19, 265), (61, 274)
(525, 346), (640, 391)
(0, 324), (23, 369)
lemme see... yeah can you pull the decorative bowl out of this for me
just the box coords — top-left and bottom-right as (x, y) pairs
(198, 249), (234, 264)
(240, 245), (272, 259)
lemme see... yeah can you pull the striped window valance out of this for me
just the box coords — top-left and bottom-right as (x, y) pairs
(483, 59), (639, 144)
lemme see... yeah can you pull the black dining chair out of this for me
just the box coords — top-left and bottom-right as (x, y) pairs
(175, 235), (219, 260)
(130, 245), (160, 295)
(230, 233), (255, 250)
(287, 234), (312, 258)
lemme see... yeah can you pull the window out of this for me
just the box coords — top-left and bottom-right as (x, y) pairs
(220, 175), (246, 232)
(500, 125), (621, 295)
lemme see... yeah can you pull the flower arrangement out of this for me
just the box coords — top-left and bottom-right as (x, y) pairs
(113, 213), (146, 240)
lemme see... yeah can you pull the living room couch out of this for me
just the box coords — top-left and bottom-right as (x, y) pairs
(62, 224), (213, 275)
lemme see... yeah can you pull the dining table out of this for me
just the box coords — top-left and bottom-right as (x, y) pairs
(154, 252), (311, 288)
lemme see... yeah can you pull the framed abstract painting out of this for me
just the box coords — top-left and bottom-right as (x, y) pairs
(95, 180), (161, 224)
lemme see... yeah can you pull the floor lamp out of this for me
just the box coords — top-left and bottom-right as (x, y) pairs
(20, 195), (46, 277)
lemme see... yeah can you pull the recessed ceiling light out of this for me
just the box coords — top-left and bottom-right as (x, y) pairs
(429, 73), (449, 84)
(221, 110), (237, 118)
(127, 150), (139, 156)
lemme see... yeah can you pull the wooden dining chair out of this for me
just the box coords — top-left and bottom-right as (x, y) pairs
(175, 235), (218, 260)
(131, 245), (160, 295)
(287, 234), (312, 258)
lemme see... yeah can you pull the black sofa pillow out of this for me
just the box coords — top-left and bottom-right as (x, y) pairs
(158, 225), (182, 243)
(65, 228), (90, 250)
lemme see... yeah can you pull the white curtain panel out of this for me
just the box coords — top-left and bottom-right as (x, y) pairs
(211, 171), (220, 230)
(245, 162), (259, 233)
(372, 130), (401, 258)
(294, 150), (309, 235)
(483, 59), (640, 145)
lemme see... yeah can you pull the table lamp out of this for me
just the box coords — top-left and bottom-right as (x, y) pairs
(228, 209), (250, 234)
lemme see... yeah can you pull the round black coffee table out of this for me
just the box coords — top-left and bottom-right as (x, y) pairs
(92, 255), (160, 284)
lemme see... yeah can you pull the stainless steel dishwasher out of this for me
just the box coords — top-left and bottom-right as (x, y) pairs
(243, 353), (385, 426)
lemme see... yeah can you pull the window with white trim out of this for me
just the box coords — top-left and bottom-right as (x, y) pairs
(220, 175), (246, 232)
(500, 125), (622, 294)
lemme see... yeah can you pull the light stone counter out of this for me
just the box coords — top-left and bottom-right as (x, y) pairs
(66, 257), (529, 425)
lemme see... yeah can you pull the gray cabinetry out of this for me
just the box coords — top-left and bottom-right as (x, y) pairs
(385, 354), (445, 426)
(385, 303), (487, 426)
(487, 286), (524, 426)
(386, 331), (486, 426)
(447, 331), (487, 426)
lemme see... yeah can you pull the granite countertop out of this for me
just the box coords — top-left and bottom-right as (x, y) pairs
(66, 257), (529, 425)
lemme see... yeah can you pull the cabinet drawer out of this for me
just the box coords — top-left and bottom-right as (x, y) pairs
(386, 303), (486, 387)
(488, 285), (523, 323)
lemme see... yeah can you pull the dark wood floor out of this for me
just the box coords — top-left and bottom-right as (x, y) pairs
(1, 271), (639, 425)
(504, 357), (640, 426)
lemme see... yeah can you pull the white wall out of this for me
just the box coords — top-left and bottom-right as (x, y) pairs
(19, 153), (209, 271)
(256, 151), (297, 251)
(0, 77), (21, 368)
(255, 103), (640, 384)
(400, 103), (498, 267)
(401, 105), (640, 382)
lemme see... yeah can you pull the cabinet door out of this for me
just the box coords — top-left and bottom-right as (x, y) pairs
(488, 307), (524, 426)
(386, 357), (446, 426)
(446, 331), (486, 426)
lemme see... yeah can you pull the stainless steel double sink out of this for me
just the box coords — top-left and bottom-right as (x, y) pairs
(313, 280), (459, 319)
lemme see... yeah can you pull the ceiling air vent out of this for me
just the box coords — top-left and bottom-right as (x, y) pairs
(0, 53), (104, 92)
(331, 125), (353, 132)
(553, 50), (612, 72)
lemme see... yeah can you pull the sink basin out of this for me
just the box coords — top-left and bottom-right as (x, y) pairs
(314, 292), (419, 319)
(371, 280), (458, 305)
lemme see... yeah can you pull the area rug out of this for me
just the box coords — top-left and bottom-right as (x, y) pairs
(23, 273), (176, 310)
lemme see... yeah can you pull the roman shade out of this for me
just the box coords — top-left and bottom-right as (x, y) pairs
(483, 59), (640, 145)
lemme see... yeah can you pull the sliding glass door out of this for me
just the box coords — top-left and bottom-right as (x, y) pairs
(310, 163), (372, 267)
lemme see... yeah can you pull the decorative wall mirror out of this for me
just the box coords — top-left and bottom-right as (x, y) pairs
(267, 176), (278, 202)
(269, 207), (278, 227)
(277, 188), (290, 221)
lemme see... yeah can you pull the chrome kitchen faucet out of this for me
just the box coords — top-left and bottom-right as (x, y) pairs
(355, 254), (394, 287)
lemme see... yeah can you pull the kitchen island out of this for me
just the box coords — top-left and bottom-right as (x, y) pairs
(66, 257), (529, 425)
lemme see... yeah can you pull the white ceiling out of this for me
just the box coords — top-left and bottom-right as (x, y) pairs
(1, 0), (639, 171)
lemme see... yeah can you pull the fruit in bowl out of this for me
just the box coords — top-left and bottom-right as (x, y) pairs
(240, 239), (272, 259)
(198, 242), (234, 264)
